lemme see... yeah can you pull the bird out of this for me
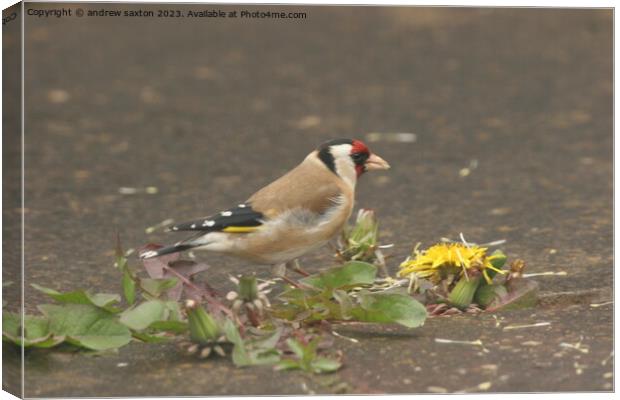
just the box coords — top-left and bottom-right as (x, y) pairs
(139, 138), (390, 276)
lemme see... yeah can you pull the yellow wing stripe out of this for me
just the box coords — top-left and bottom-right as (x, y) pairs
(221, 226), (259, 233)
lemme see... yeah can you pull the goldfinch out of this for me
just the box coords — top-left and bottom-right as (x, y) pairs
(139, 138), (390, 269)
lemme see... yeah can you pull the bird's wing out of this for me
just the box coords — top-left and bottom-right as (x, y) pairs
(169, 204), (264, 233)
(247, 157), (348, 219)
(169, 156), (348, 234)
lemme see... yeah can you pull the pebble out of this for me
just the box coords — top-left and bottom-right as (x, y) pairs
(48, 89), (70, 104)
(489, 207), (511, 216)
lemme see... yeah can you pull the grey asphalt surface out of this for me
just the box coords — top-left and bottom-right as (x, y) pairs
(2, 4), (613, 395)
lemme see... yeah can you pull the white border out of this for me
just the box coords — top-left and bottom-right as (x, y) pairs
(0, 2), (615, 400)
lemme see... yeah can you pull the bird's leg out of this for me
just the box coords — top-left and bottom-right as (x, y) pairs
(285, 259), (310, 277)
(272, 262), (313, 290)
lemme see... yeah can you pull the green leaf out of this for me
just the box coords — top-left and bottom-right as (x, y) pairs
(247, 348), (281, 366)
(139, 278), (179, 298)
(350, 292), (427, 328)
(286, 338), (306, 359)
(132, 331), (171, 343)
(123, 270), (136, 306)
(302, 338), (320, 365)
(149, 320), (187, 333)
(474, 283), (508, 308)
(3, 312), (20, 338)
(312, 357), (342, 373)
(119, 300), (169, 330)
(489, 250), (507, 268)
(251, 328), (282, 350)
(224, 322), (281, 367)
(3, 312), (66, 348)
(38, 304), (131, 350)
(487, 279), (539, 311)
(31, 284), (121, 311)
(274, 359), (301, 371)
(24, 315), (50, 340)
(301, 261), (377, 290)
(224, 319), (250, 366)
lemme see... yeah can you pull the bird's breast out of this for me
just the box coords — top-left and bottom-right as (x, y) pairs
(231, 196), (353, 264)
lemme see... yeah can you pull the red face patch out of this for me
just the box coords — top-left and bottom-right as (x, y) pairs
(351, 139), (370, 155)
(350, 140), (371, 177)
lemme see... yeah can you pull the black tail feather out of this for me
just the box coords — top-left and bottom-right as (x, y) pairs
(139, 243), (196, 259)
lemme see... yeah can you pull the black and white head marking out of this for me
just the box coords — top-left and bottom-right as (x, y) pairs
(317, 138), (367, 187)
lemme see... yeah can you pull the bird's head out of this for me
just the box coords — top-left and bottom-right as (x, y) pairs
(315, 138), (390, 184)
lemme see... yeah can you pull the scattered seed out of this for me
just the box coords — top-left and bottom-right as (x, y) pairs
(590, 301), (613, 308)
(200, 347), (212, 358)
(118, 187), (139, 195)
(187, 344), (199, 354)
(226, 291), (238, 301)
(118, 186), (159, 195)
(503, 322), (551, 331)
(213, 345), (226, 357)
(116, 362), (128, 367)
(296, 116), (321, 129)
(560, 338), (589, 354)
(489, 207), (511, 216)
(604, 372), (613, 379)
(332, 331), (359, 343)
(480, 364), (498, 373)
(601, 351), (613, 366)
(523, 271), (567, 278)
(366, 132), (417, 143)
(522, 341), (542, 346)
(145, 218), (175, 234)
(427, 386), (448, 393)
(459, 160), (478, 177)
(574, 361), (586, 375)
(435, 338), (489, 352)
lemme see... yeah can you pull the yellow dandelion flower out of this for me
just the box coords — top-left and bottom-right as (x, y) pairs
(399, 243), (506, 285)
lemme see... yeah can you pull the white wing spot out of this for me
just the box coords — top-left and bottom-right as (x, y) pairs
(140, 250), (158, 259)
(191, 224), (196, 229)
(203, 220), (215, 227)
(221, 211), (233, 216)
(238, 204), (246, 208)
(172, 226), (178, 231)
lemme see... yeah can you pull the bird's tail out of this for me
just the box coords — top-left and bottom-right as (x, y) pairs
(139, 243), (197, 259)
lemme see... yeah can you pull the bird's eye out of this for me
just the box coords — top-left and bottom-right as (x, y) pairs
(351, 152), (368, 164)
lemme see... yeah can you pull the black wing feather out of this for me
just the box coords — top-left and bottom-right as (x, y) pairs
(168, 203), (264, 232)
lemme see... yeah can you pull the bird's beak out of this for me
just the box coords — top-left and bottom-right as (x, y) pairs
(365, 153), (391, 171)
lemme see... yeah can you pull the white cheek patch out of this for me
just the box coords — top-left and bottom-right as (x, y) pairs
(330, 144), (356, 188)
